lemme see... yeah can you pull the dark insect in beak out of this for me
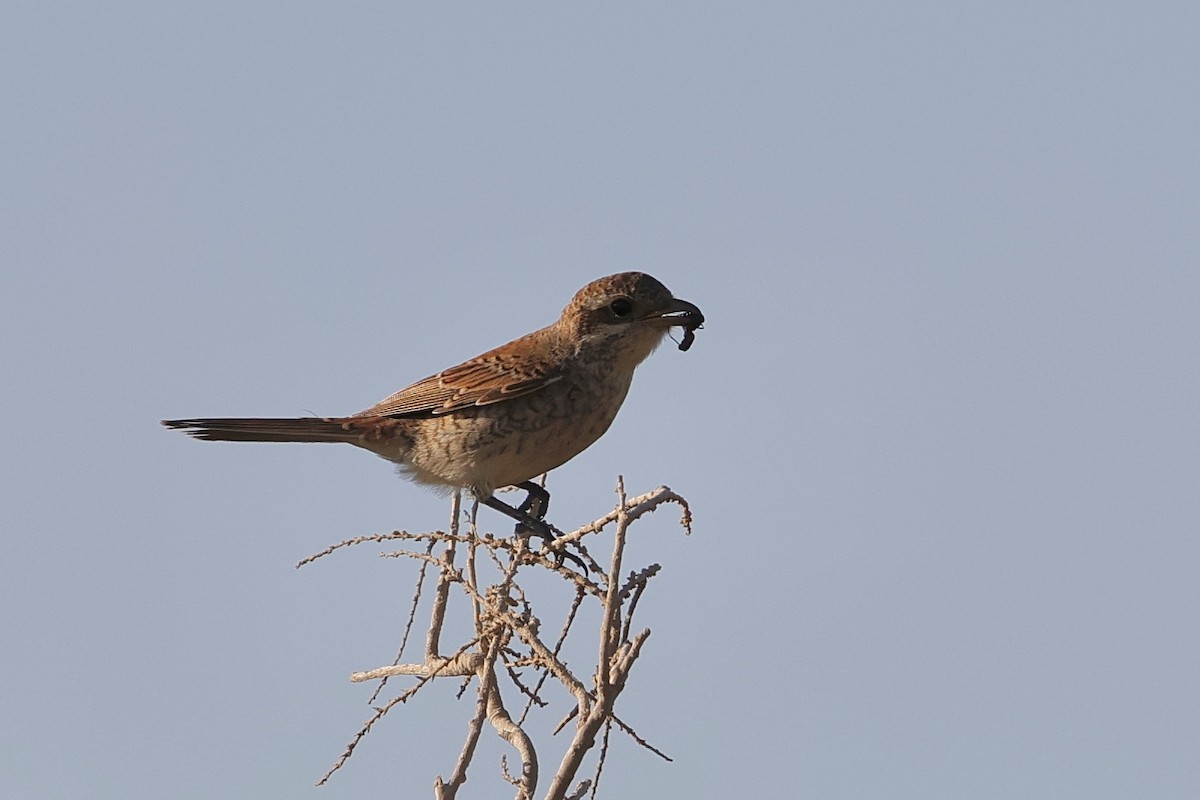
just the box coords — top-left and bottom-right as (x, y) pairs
(678, 326), (697, 351)
(657, 298), (703, 352)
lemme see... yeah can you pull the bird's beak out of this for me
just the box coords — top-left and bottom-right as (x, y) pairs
(644, 298), (705, 330)
(645, 298), (704, 351)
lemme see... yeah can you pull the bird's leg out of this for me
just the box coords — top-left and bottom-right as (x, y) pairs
(481, 487), (585, 572)
(481, 494), (556, 542)
(480, 488), (549, 538)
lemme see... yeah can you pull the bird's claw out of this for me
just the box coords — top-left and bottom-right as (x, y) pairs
(514, 517), (588, 574)
(484, 481), (587, 573)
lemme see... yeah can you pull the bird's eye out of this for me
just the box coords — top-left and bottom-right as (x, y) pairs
(608, 297), (634, 318)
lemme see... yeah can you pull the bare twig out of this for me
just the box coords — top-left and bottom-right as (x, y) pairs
(312, 478), (691, 797)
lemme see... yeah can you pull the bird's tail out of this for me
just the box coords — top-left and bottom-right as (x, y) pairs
(161, 417), (359, 443)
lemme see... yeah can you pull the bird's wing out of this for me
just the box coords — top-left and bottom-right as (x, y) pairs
(357, 336), (565, 418)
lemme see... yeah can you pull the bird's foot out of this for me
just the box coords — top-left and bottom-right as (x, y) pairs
(513, 516), (587, 573)
(483, 486), (587, 573)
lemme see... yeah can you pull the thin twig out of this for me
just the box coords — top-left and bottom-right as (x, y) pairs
(313, 478), (691, 797)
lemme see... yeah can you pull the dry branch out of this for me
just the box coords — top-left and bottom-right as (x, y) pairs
(299, 478), (691, 798)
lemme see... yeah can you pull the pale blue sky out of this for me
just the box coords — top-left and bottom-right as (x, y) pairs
(3, 3), (1199, 798)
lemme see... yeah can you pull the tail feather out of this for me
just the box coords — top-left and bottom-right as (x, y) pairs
(161, 417), (357, 444)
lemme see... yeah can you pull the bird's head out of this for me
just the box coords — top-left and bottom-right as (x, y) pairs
(560, 272), (704, 366)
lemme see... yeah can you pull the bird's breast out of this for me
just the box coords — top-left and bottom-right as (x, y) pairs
(390, 370), (634, 496)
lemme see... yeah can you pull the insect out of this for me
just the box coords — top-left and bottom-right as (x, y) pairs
(677, 321), (701, 351)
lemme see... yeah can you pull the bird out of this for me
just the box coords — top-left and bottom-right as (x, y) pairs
(162, 272), (703, 547)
